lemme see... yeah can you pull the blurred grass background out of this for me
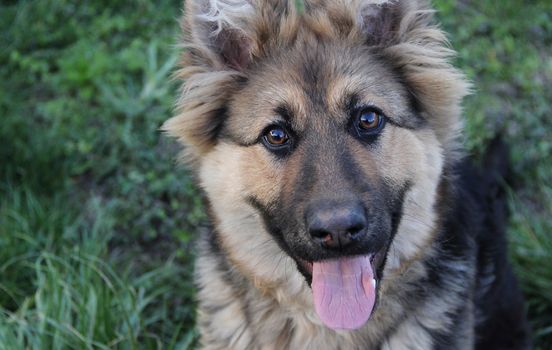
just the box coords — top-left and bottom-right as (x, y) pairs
(0, 0), (550, 349)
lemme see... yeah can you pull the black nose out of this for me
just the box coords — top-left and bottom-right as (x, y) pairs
(306, 202), (367, 249)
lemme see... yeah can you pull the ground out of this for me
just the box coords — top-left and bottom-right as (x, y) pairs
(1, 0), (550, 349)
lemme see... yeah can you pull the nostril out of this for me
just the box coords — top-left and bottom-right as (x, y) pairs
(310, 229), (333, 244)
(310, 228), (329, 239)
(347, 224), (365, 240)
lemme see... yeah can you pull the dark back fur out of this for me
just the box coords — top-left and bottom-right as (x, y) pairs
(461, 139), (531, 349)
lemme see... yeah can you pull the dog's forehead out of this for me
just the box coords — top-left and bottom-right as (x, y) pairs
(230, 41), (411, 136)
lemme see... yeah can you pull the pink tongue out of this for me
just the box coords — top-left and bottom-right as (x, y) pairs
(312, 255), (376, 330)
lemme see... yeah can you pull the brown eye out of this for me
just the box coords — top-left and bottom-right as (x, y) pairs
(264, 127), (289, 146)
(358, 110), (382, 131)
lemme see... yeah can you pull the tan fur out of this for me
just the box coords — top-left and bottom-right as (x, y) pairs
(164, 0), (472, 349)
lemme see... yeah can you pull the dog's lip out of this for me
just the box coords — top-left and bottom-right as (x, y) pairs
(298, 258), (314, 274)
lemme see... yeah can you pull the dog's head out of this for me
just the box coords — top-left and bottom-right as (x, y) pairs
(165, 0), (469, 331)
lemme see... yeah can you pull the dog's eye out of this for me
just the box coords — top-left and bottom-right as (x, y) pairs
(358, 109), (385, 132)
(264, 126), (289, 146)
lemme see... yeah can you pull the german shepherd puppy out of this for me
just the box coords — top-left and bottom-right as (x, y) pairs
(163, 0), (530, 348)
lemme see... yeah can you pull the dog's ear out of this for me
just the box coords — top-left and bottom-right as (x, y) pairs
(356, 0), (411, 46)
(184, 0), (298, 71)
(184, 0), (256, 71)
(305, 0), (432, 46)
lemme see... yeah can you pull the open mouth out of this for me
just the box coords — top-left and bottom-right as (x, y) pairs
(298, 252), (384, 331)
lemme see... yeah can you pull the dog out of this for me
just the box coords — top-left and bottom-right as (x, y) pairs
(163, 0), (530, 348)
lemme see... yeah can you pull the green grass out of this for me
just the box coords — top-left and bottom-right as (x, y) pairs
(0, 190), (196, 349)
(1, 0), (550, 348)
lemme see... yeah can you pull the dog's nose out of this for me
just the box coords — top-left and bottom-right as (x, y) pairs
(306, 202), (367, 249)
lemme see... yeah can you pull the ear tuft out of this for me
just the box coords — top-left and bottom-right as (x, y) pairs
(186, 0), (256, 71)
(196, 0), (255, 35)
